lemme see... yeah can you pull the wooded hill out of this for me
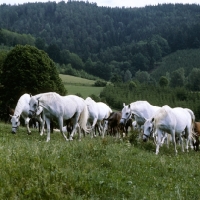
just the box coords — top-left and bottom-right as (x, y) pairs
(0, 1), (200, 81)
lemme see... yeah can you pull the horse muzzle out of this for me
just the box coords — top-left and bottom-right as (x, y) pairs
(120, 119), (125, 125)
(28, 110), (35, 118)
(12, 128), (17, 134)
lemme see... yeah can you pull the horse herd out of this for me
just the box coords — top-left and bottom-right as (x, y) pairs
(7, 92), (200, 155)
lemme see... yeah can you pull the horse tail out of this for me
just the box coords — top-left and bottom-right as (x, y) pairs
(79, 104), (90, 133)
(186, 108), (196, 139)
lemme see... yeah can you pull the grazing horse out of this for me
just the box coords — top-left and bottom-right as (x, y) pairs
(143, 105), (195, 155)
(29, 92), (89, 142)
(10, 93), (44, 134)
(103, 112), (133, 138)
(120, 101), (160, 131)
(103, 111), (122, 138)
(85, 97), (112, 138)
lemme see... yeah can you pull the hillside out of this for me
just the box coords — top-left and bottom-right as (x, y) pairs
(151, 48), (200, 80)
(59, 74), (104, 98)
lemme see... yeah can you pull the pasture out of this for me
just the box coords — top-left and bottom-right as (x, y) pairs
(0, 122), (200, 199)
(59, 74), (104, 98)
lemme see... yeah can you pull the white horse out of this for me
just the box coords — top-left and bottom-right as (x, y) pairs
(29, 92), (89, 142)
(120, 101), (160, 138)
(143, 105), (195, 155)
(10, 93), (44, 134)
(85, 97), (112, 138)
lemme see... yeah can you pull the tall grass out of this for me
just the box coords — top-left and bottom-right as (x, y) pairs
(0, 122), (200, 199)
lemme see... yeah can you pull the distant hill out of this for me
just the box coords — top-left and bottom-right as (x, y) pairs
(151, 48), (200, 80)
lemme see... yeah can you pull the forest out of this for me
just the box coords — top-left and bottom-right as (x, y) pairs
(0, 1), (200, 82)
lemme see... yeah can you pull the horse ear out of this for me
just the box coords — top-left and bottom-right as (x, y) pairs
(123, 103), (125, 107)
(151, 118), (155, 123)
(128, 104), (131, 108)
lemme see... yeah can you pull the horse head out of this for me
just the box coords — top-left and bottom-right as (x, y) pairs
(28, 96), (41, 118)
(120, 103), (132, 125)
(10, 115), (20, 134)
(143, 118), (154, 142)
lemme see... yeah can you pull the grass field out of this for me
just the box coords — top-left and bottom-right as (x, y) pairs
(59, 74), (104, 98)
(0, 122), (200, 199)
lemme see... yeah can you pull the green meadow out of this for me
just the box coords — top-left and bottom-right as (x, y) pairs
(59, 74), (104, 98)
(0, 123), (200, 199)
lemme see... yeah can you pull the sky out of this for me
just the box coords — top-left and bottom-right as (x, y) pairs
(0, 0), (199, 8)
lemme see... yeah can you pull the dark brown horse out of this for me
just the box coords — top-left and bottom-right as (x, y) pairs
(104, 111), (133, 138)
(103, 112), (120, 137)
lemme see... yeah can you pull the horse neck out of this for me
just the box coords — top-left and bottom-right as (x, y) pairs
(14, 99), (24, 116)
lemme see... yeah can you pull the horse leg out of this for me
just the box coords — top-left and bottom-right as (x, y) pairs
(183, 128), (190, 152)
(155, 130), (162, 155)
(170, 130), (177, 155)
(69, 114), (80, 141)
(91, 118), (98, 138)
(58, 117), (68, 141)
(25, 118), (31, 135)
(45, 117), (51, 142)
(36, 115), (45, 136)
(76, 123), (81, 141)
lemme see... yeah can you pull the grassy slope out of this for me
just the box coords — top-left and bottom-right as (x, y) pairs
(151, 48), (200, 80)
(59, 74), (104, 98)
(0, 123), (199, 199)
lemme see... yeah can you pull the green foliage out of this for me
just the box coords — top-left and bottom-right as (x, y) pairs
(93, 80), (107, 87)
(0, 45), (66, 107)
(0, 29), (35, 47)
(170, 68), (185, 87)
(187, 68), (200, 91)
(129, 81), (137, 90)
(159, 76), (169, 87)
(151, 49), (200, 81)
(135, 70), (150, 84)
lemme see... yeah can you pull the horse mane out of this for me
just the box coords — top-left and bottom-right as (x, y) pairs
(14, 94), (30, 116)
(85, 97), (94, 106)
(39, 92), (60, 105)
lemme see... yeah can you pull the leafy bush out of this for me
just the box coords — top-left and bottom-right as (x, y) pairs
(94, 80), (107, 87)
